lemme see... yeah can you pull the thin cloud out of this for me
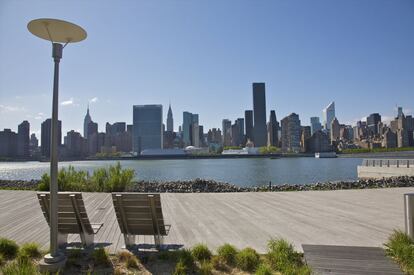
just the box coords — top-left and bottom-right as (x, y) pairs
(89, 97), (98, 103)
(61, 98), (74, 106)
(0, 104), (26, 113)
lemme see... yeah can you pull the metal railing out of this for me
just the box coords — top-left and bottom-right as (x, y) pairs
(363, 159), (414, 168)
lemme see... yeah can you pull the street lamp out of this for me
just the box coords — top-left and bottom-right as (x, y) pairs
(27, 18), (87, 269)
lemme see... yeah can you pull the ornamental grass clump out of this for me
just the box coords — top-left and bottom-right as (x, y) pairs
(0, 257), (40, 275)
(191, 243), (212, 261)
(92, 247), (111, 267)
(19, 243), (42, 259)
(235, 247), (260, 272)
(384, 230), (414, 274)
(211, 255), (227, 271)
(198, 260), (213, 275)
(173, 249), (195, 274)
(92, 162), (134, 192)
(0, 238), (19, 259)
(37, 162), (134, 192)
(217, 243), (238, 265)
(254, 263), (273, 275)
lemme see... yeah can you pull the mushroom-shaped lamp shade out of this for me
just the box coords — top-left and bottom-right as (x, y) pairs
(27, 18), (87, 43)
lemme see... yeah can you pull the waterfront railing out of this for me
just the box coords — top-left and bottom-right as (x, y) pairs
(363, 159), (414, 168)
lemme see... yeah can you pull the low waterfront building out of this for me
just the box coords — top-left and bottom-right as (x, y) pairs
(141, 148), (186, 156)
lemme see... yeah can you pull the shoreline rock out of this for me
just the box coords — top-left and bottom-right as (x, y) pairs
(1, 177), (414, 193)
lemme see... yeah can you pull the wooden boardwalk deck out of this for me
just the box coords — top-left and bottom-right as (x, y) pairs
(302, 244), (402, 275)
(0, 187), (411, 254)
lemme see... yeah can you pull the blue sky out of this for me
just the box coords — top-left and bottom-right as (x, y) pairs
(1, 0), (413, 139)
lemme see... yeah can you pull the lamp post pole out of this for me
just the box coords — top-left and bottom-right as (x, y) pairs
(28, 18), (87, 271)
(49, 42), (63, 259)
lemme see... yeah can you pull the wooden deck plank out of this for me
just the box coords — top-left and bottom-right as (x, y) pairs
(0, 187), (411, 257)
(303, 244), (402, 275)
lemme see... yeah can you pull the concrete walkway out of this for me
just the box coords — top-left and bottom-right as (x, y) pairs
(0, 188), (410, 253)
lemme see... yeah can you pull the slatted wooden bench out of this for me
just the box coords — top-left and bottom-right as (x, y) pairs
(37, 192), (103, 247)
(112, 193), (171, 249)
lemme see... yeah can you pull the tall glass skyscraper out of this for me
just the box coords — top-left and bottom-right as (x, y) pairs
(322, 101), (335, 130)
(244, 110), (253, 142)
(132, 105), (163, 154)
(253, 83), (267, 147)
(310, 117), (322, 135)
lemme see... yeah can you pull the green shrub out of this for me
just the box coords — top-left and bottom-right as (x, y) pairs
(199, 260), (213, 275)
(173, 261), (187, 275)
(0, 254), (4, 266)
(217, 243), (238, 265)
(92, 248), (111, 267)
(236, 247), (260, 272)
(191, 243), (212, 261)
(255, 263), (273, 275)
(1, 257), (40, 275)
(385, 230), (414, 274)
(19, 243), (41, 259)
(0, 238), (19, 259)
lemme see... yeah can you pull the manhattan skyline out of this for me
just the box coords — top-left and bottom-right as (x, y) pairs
(1, 0), (414, 137)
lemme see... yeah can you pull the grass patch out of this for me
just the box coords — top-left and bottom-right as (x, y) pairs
(235, 247), (260, 272)
(92, 247), (111, 267)
(117, 250), (140, 269)
(191, 243), (212, 261)
(384, 230), (414, 274)
(0, 238), (19, 259)
(19, 243), (42, 259)
(217, 243), (238, 266)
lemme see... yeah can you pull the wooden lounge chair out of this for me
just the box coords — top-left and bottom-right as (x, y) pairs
(37, 192), (103, 247)
(112, 193), (171, 248)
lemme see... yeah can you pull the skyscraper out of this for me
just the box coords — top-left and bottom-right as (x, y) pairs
(252, 83), (267, 147)
(330, 117), (340, 143)
(367, 113), (381, 136)
(167, 104), (174, 132)
(41, 118), (62, 157)
(245, 110), (253, 142)
(182, 112), (193, 146)
(222, 119), (232, 146)
(310, 117), (322, 135)
(132, 105), (163, 153)
(17, 120), (30, 157)
(267, 110), (279, 147)
(322, 102), (335, 130)
(281, 113), (301, 153)
(83, 105), (92, 138)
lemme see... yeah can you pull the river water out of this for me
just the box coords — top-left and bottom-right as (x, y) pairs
(0, 157), (363, 187)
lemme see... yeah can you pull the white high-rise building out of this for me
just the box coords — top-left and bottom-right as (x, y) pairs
(322, 101), (335, 130)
